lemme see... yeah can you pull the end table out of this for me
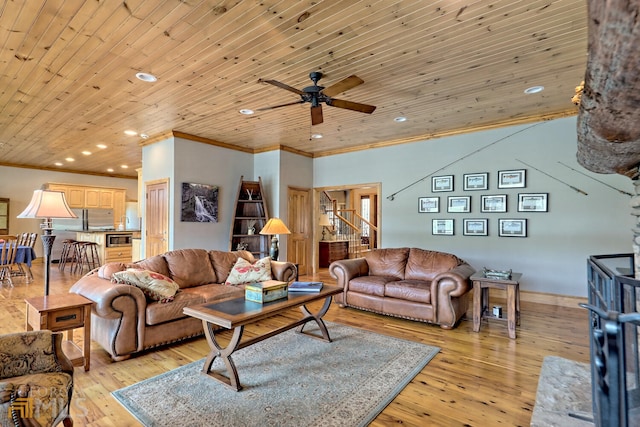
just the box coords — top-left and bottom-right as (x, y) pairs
(471, 271), (522, 339)
(25, 293), (93, 371)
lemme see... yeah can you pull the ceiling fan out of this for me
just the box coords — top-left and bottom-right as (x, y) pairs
(257, 71), (376, 125)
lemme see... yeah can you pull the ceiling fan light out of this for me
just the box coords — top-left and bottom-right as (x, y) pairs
(524, 85), (544, 94)
(311, 133), (323, 139)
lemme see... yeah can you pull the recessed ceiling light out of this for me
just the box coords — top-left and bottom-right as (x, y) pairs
(121, 165), (129, 169)
(136, 72), (157, 82)
(311, 133), (323, 139)
(96, 144), (107, 149)
(65, 157), (75, 162)
(394, 116), (407, 122)
(82, 151), (92, 156)
(524, 85), (544, 94)
(124, 130), (138, 136)
(239, 109), (254, 115)
(140, 133), (149, 139)
(54, 162), (63, 166)
(107, 168), (114, 172)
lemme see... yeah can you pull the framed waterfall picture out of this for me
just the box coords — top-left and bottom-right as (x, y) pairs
(181, 182), (219, 222)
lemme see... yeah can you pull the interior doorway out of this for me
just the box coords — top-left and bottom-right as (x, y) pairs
(286, 187), (312, 276)
(313, 182), (381, 272)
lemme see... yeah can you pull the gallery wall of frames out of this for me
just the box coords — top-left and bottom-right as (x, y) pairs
(418, 169), (548, 237)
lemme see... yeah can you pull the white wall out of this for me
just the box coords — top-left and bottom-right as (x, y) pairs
(0, 165), (137, 257)
(313, 117), (634, 297)
(142, 136), (254, 252)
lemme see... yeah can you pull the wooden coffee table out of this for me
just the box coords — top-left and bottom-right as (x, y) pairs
(183, 284), (342, 391)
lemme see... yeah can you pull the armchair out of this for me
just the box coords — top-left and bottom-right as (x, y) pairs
(0, 331), (74, 427)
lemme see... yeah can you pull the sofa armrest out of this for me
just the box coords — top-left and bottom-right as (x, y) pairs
(270, 261), (297, 283)
(432, 263), (475, 297)
(70, 271), (147, 320)
(329, 258), (369, 288)
(70, 271), (148, 358)
(432, 262), (476, 328)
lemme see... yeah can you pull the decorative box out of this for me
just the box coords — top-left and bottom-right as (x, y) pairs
(245, 280), (288, 303)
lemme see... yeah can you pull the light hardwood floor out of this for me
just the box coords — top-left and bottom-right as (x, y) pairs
(0, 261), (590, 427)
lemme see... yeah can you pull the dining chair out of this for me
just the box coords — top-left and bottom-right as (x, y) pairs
(0, 235), (19, 286)
(12, 232), (37, 281)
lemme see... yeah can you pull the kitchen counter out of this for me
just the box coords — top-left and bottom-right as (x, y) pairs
(75, 231), (138, 264)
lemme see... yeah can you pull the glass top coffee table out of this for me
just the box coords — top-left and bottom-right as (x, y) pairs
(183, 284), (342, 391)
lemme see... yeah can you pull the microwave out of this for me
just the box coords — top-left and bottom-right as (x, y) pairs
(106, 233), (132, 247)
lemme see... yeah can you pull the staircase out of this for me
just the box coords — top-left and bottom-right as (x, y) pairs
(320, 191), (377, 259)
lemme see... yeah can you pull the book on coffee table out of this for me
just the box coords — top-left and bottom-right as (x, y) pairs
(288, 281), (323, 293)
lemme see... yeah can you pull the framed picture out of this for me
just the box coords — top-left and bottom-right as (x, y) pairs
(432, 219), (454, 235)
(463, 219), (488, 236)
(518, 193), (548, 212)
(498, 219), (527, 237)
(432, 175), (454, 192)
(463, 173), (489, 191)
(418, 197), (439, 213)
(481, 194), (507, 213)
(447, 196), (471, 213)
(181, 182), (219, 222)
(498, 169), (526, 188)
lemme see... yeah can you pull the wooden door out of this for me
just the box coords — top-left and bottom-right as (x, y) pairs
(287, 187), (311, 276)
(351, 187), (379, 250)
(145, 179), (169, 258)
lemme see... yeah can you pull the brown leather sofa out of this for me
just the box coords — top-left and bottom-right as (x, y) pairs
(70, 249), (296, 361)
(329, 247), (475, 329)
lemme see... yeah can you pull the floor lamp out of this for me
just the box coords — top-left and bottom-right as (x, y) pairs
(259, 218), (291, 261)
(18, 190), (77, 296)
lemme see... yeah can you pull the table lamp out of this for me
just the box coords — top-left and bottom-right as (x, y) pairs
(259, 217), (291, 261)
(319, 214), (333, 241)
(18, 190), (77, 296)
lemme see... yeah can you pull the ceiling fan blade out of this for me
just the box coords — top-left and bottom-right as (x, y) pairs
(322, 75), (364, 97)
(327, 98), (376, 114)
(311, 105), (323, 125)
(256, 100), (305, 111)
(259, 79), (305, 95)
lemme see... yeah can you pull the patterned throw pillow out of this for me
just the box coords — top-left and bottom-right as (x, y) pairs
(111, 268), (179, 303)
(225, 256), (272, 286)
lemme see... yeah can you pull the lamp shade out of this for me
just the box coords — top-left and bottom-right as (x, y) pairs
(260, 217), (291, 235)
(319, 214), (332, 226)
(17, 190), (77, 219)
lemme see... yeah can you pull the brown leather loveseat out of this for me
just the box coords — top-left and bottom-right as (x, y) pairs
(70, 249), (296, 361)
(329, 247), (475, 329)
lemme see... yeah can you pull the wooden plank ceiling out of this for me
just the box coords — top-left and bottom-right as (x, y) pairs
(0, 0), (587, 178)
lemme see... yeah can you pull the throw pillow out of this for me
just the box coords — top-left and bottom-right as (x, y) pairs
(111, 269), (179, 303)
(225, 256), (272, 286)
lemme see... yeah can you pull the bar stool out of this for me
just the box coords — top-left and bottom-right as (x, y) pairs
(75, 242), (100, 273)
(58, 239), (77, 271)
(68, 241), (84, 273)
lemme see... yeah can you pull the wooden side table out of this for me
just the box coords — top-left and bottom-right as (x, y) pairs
(471, 272), (522, 339)
(25, 293), (93, 371)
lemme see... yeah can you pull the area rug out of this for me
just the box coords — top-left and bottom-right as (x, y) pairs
(530, 356), (593, 427)
(112, 322), (439, 427)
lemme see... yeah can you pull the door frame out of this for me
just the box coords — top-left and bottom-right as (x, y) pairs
(313, 182), (381, 272)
